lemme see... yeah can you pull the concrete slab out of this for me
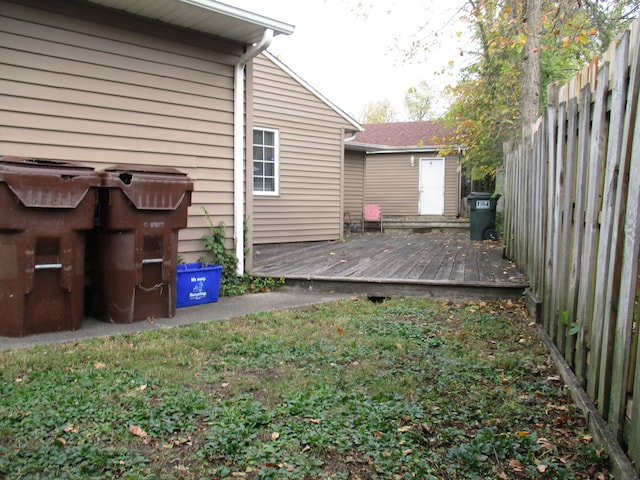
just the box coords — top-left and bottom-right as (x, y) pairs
(0, 289), (352, 352)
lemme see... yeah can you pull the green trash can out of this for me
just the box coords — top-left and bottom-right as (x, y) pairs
(467, 192), (500, 241)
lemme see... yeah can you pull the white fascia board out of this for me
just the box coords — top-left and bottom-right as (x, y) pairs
(178, 0), (295, 36)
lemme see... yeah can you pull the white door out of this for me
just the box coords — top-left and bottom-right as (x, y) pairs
(419, 157), (445, 215)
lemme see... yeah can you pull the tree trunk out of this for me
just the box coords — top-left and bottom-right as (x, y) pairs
(521, 0), (542, 149)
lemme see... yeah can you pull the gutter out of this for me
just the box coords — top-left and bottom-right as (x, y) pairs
(233, 29), (273, 276)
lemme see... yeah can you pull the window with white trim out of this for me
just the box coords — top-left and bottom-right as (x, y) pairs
(253, 128), (278, 194)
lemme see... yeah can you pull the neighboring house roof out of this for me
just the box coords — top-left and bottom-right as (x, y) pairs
(347, 121), (448, 147)
(84, 0), (295, 43)
(345, 121), (463, 154)
(262, 51), (362, 133)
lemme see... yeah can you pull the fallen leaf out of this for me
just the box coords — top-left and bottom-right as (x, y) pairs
(398, 425), (411, 432)
(174, 437), (191, 446)
(309, 418), (321, 424)
(537, 437), (555, 450)
(63, 424), (78, 433)
(94, 361), (106, 369)
(537, 464), (548, 473)
(128, 425), (148, 438)
(271, 432), (280, 440)
(137, 384), (147, 392)
(221, 382), (229, 388)
(54, 437), (66, 447)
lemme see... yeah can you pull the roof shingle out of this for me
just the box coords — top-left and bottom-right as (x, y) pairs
(347, 121), (448, 147)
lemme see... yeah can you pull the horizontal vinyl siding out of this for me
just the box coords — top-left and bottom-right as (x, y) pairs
(364, 153), (461, 217)
(252, 53), (354, 244)
(364, 153), (419, 215)
(444, 155), (461, 216)
(0, 0), (243, 261)
(344, 150), (365, 225)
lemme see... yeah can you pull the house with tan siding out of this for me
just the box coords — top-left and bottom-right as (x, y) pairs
(345, 122), (464, 230)
(2, 0), (365, 275)
(249, 52), (361, 246)
(5, 0), (373, 275)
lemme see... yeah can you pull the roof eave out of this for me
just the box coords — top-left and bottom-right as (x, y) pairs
(178, 0), (295, 37)
(344, 142), (465, 154)
(83, 0), (294, 44)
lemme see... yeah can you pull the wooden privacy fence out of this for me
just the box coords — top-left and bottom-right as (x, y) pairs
(503, 19), (640, 475)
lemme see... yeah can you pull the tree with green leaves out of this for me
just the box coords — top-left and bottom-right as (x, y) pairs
(441, 0), (637, 180)
(404, 80), (435, 121)
(360, 99), (397, 124)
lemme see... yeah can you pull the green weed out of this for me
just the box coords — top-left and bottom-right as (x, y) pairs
(0, 297), (610, 479)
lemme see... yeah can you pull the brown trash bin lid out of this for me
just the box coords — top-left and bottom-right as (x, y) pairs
(100, 164), (194, 211)
(0, 156), (100, 208)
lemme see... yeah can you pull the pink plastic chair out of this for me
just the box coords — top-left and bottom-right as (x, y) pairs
(362, 204), (383, 232)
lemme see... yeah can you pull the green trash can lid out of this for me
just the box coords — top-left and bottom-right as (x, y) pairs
(467, 192), (499, 199)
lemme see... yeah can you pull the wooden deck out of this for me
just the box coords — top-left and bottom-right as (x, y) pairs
(252, 233), (529, 301)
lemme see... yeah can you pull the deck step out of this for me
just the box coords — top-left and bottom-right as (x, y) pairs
(382, 216), (469, 234)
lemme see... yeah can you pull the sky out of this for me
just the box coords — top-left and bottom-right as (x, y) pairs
(228, 0), (472, 122)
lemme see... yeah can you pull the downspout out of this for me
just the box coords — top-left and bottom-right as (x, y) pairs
(233, 29), (273, 275)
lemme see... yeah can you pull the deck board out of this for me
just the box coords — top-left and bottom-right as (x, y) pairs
(252, 233), (529, 300)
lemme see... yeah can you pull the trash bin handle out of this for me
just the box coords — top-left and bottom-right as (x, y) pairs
(34, 263), (63, 270)
(142, 258), (163, 264)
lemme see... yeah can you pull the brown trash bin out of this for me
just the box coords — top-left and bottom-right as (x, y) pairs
(93, 165), (193, 324)
(0, 156), (100, 337)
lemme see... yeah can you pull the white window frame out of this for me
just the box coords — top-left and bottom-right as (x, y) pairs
(252, 127), (279, 196)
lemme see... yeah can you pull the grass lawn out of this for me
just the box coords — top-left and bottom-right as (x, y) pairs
(0, 297), (610, 479)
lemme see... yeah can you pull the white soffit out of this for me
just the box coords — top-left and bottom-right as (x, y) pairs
(84, 0), (294, 43)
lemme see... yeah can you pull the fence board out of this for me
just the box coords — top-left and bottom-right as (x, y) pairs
(543, 87), (559, 333)
(621, 88), (640, 468)
(560, 98), (579, 359)
(503, 20), (640, 473)
(609, 23), (640, 438)
(537, 117), (548, 299)
(571, 85), (593, 382)
(550, 97), (567, 341)
(581, 63), (609, 402)
(594, 30), (631, 429)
